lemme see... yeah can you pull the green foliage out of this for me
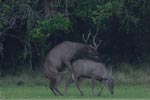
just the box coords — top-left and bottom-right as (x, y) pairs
(121, 0), (150, 33)
(74, 0), (124, 30)
(46, 13), (71, 31)
(90, 1), (124, 27)
(30, 14), (71, 44)
(74, 0), (99, 17)
(0, 0), (150, 74)
(0, 3), (11, 30)
(91, 2), (113, 26)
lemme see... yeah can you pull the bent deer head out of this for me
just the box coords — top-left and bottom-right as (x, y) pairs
(82, 30), (103, 58)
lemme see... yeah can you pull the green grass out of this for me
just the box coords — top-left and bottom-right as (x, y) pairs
(0, 66), (150, 100)
(0, 84), (150, 99)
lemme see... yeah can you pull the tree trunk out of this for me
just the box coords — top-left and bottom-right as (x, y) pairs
(44, 0), (55, 18)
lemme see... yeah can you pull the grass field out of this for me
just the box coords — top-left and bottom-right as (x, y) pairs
(0, 84), (150, 99)
(0, 66), (150, 100)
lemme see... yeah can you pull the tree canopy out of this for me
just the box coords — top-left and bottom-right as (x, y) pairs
(0, 0), (150, 75)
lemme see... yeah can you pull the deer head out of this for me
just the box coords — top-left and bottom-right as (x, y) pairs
(82, 30), (103, 60)
(83, 30), (103, 50)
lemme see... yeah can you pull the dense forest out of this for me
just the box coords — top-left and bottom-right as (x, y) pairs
(0, 0), (150, 76)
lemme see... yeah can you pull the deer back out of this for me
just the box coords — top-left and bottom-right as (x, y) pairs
(72, 59), (109, 79)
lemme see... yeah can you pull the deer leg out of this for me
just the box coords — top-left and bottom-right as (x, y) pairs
(54, 73), (64, 96)
(49, 74), (64, 96)
(64, 76), (74, 95)
(52, 81), (64, 96)
(50, 87), (57, 95)
(54, 87), (64, 96)
(49, 79), (58, 96)
(91, 76), (95, 96)
(75, 77), (83, 96)
(97, 80), (105, 96)
(64, 61), (75, 80)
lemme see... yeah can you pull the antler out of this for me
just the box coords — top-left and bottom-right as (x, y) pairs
(83, 29), (103, 50)
(93, 39), (103, 50)
(91, 28), (103, 50)
(82, 30), (91, 43)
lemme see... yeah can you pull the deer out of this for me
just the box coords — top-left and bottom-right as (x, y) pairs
(43, 30), (102, 96)
(64, 59), (114, 96)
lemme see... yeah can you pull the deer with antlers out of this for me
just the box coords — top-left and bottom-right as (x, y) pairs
(43, 30), (102, 95)
(63, 31), (114, 96)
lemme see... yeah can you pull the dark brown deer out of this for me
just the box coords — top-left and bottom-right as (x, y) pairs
(43, 31), (102, 96)
(64, 59), (114, 96)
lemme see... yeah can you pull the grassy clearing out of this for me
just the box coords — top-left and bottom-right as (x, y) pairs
(0, 84), (150, 99)
(0, 67), (150, 87)
(114, 63), (150, 84)
(0, 64), (150, 99)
